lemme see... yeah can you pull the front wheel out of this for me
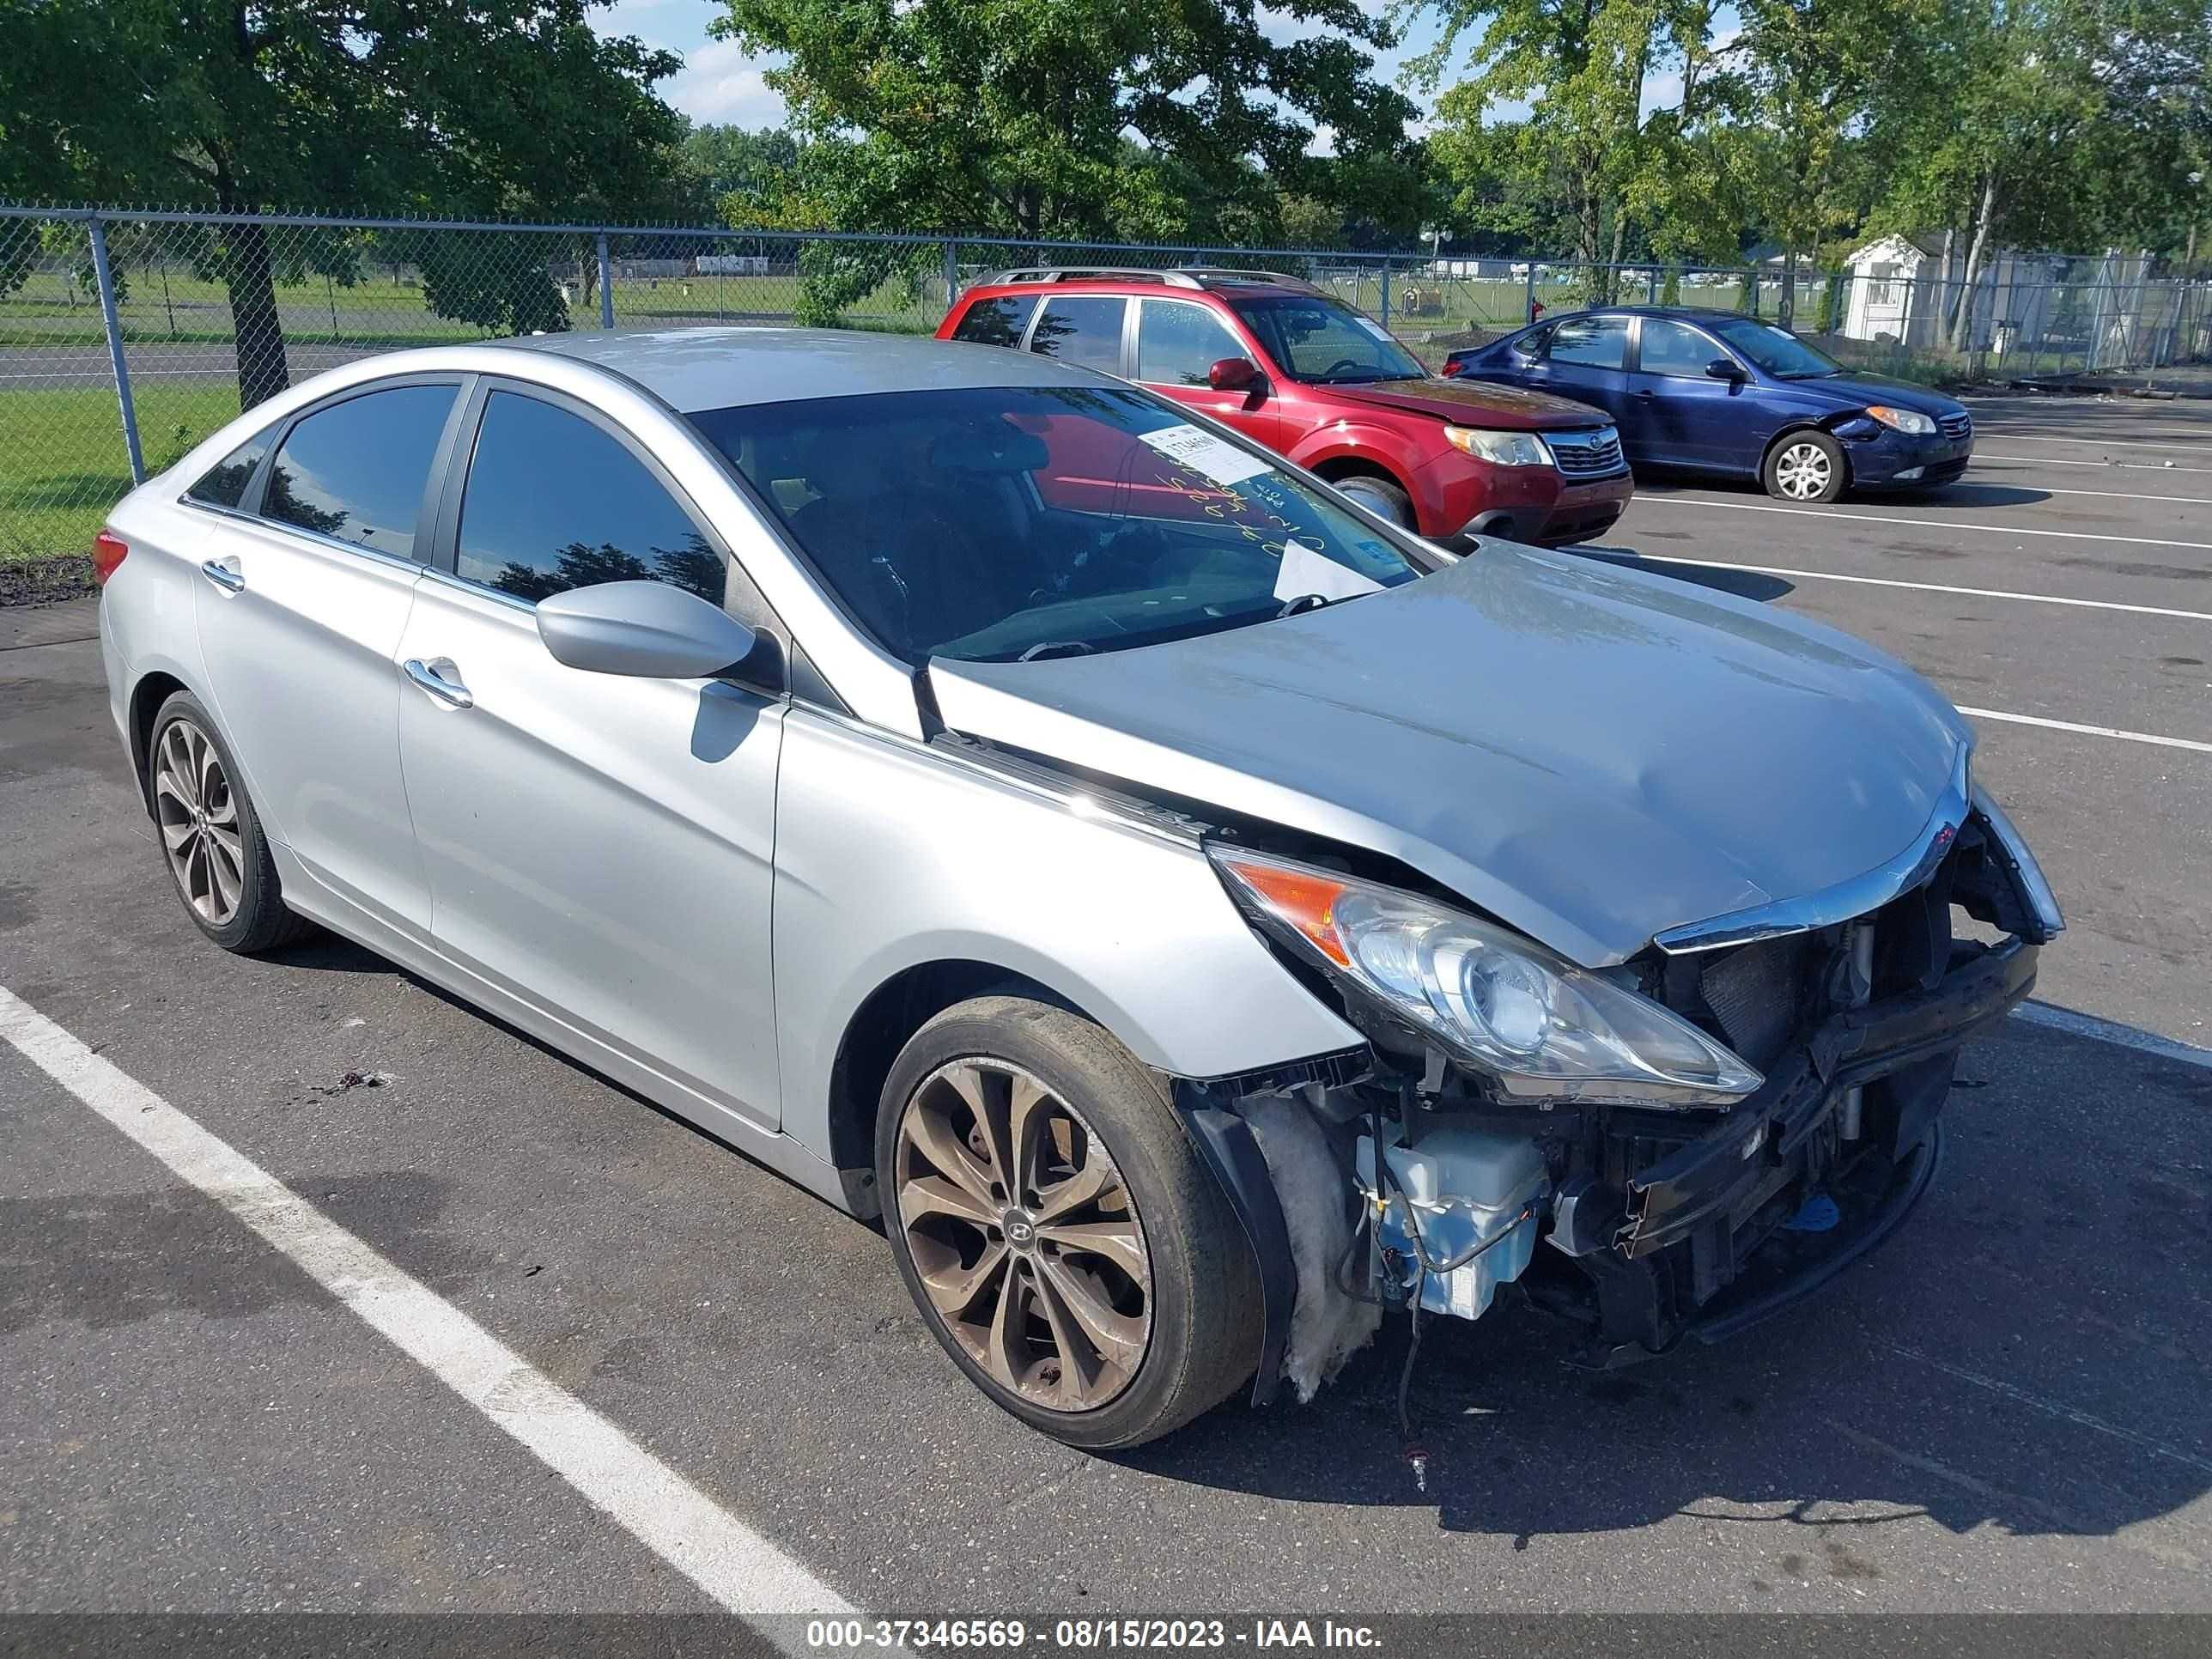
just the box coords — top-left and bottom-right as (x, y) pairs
(1329, 474), (1415, 528)
(1764, 431), (1846, 502)
(876, 996), (1261, 1449)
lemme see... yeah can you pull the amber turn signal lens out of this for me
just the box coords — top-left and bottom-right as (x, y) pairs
(1215, 855), (1351, 966)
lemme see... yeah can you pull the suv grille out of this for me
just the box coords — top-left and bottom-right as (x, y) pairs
(1549, 428), (1626, 477)
(1938, 411), (1972, 443)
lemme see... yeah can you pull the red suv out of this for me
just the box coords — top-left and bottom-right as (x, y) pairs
(936, 267), (1632, 545)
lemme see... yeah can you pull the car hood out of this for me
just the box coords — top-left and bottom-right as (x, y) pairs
(927, 547), (1971, 968)
(1321, 375), (1610, 432)
(1783, 372), (1965, 418)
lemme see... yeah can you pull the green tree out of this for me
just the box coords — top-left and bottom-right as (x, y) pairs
(5, 0), (690, 409)
(712, 0), (1420, 241)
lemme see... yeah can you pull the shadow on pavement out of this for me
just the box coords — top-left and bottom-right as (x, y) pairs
(1576, 545), (1794, 603)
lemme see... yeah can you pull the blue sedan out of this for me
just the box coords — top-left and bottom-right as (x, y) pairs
(1443, 307), (1974, 503)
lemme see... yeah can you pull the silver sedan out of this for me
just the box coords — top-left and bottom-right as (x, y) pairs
(94, 326), (2061, 1449)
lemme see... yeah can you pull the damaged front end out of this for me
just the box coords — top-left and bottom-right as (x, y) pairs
(1178, 772), (2063, 1405)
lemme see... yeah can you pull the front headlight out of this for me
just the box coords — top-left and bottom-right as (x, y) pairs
(1444, 426), (1553, 466)
(1867, 404), (1937, 435)
(1209, 847), (1763, 1106)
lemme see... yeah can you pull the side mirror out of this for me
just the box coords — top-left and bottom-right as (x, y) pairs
(1705, 357), (1747, 382)
(1208, 356), (1265, 392)
(537, 580), (763, 682)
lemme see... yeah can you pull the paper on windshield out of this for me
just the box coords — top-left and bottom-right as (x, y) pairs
(1139, 425), (1273, 488)
(1353, 315), (1396, 343)
(1274, 537), (1384, 605)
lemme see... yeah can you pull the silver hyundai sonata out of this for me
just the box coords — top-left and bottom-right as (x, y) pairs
(94, 326), (2061, 1450)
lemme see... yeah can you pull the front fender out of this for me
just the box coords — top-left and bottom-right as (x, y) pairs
(770, 709), (1364, 1166)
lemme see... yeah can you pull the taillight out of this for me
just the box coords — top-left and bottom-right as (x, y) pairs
(92, 530), (128, 586)
(1440, 360), (1464, 378)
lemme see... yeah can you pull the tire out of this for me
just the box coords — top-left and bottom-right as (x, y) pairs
(1763, 430), (1846, 502)
(1329, 473), (1415, 528)
(146, 691), (316, 954)
(876, 995), (1262, 1449)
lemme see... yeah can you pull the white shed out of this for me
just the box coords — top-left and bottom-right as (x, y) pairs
(1840, 233), (2063, 351)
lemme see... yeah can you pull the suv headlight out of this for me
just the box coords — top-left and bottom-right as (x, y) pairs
(1866, 404), (1936, 435)
(1209, 847), (1762, 1106)
(1445, 426), (1553, 466)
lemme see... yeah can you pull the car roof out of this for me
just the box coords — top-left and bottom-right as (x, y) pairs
(489, 325), (1111, 413)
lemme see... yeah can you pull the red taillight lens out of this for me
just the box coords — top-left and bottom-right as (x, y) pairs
(92, 530), (128, 586)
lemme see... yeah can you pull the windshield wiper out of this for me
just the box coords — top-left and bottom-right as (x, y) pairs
(1278, 592), (1330, 617)
(1015, 639), (1097, 662)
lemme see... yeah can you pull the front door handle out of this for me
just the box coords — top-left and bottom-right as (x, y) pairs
(403, 657), (473, 709)
(200, 558), (245, 593)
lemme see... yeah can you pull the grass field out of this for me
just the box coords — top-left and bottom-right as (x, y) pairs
(0, 383), (243, 566)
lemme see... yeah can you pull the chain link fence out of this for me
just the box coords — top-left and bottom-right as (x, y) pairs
(3, 205), (2207, 586)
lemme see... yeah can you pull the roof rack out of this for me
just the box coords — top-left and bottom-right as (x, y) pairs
(1173, 266), (1324, 293)
(986, 267), (1205, 288)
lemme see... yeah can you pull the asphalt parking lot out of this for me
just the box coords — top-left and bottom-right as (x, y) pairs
(2, 392), (2209, 1624)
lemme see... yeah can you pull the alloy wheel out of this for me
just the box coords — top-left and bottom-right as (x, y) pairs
(893, 1058), (1152, 1412)
(153, 718), (244, 927)
(1773, 441), (1833, 500)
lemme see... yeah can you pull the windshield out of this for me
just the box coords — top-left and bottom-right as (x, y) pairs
(1225, 293), (1430, 384)
(1712, 318), (1844, 379)
(688, 385), (1425, 666)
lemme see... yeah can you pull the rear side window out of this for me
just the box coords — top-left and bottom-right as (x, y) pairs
(185, 425), (276, 509)
(261, 385), (458, 562)
(1638, 319), (1721, 375)
(1546, 316), (1629, 369)
(456, 391), (723, 606)
(1137, 301), (1247, 386)
(951, 294), (1039, 348)
(1028, 296), (1127, 374)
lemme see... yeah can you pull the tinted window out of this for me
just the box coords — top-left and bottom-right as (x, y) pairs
(688, 385), (1422, 667)
(1028, 296), (1127, 374)
(1137, 301), (1249, 386)
(1546, 316), (1629, 369)
(951, 294), (1039, 348)
(1638, 319), (1723, 375)
(1511, 326), (1551, 360)
(456, 392), (723, 606)
(261, 385), (457, 561)
(185, 425), (276, 509)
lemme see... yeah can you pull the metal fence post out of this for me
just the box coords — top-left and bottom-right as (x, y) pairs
(1523, 263), (1537, 322)
(943, 240), (960, 307)
(1378, 258), (1392, 331)
(596, 232), (615, 330)
(87, 214), (146, 486)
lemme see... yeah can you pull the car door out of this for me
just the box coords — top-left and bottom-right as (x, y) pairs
(190, 377), (468, 941)
(1527, 314), (1632, 422)
(1623, 317), (1743, 470)
(393, 381), (786, 1129)
(1133, 297), (1284, 447)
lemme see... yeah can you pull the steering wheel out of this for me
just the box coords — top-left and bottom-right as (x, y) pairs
(1319, 356), (1367, 379)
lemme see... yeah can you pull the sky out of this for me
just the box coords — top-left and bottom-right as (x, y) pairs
(592, 1), (1726, 140)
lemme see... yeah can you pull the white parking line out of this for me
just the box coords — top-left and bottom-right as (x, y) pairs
(1639, 493), (2212, 552)
(1954, 706), (2212, 755)
(2012, 1000), (2212, 1070)
(1964, 428), (2209, 453)
(1952, 483), (2212, 507)
(1978, 453), (2212, 476)
(0, 984), (857, 1627)
(1618, 551), (2212, 623)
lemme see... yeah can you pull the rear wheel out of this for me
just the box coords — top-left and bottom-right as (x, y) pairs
(147, 691), (315, 954)
(1763, 431), (1845, 502)
(1328, 473), (1415, 528)
(877, 996), (1261, 1449)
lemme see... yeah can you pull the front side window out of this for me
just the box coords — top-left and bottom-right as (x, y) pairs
(1638, 319), (1723, 376)
(1136, 301), (1249, 386)
(1028, 296), (1127, 374)
(185, 424), (276, 509)
(455, 392), (723, 605)
(951, 294), (1039, 348)
(688, 385), (1425, 667)
(1545, 316), (1630, 369)
(262, 385), (457, 560)
(1225, 294), (1427, 384)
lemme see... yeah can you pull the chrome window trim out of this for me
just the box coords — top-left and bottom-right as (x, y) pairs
(1653, 744), (1972, 954)
(180, 500), (434, 580)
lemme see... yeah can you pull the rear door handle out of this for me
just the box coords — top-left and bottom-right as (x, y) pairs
(402, 657), (473, 709)
(200, 558), (245, 593)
